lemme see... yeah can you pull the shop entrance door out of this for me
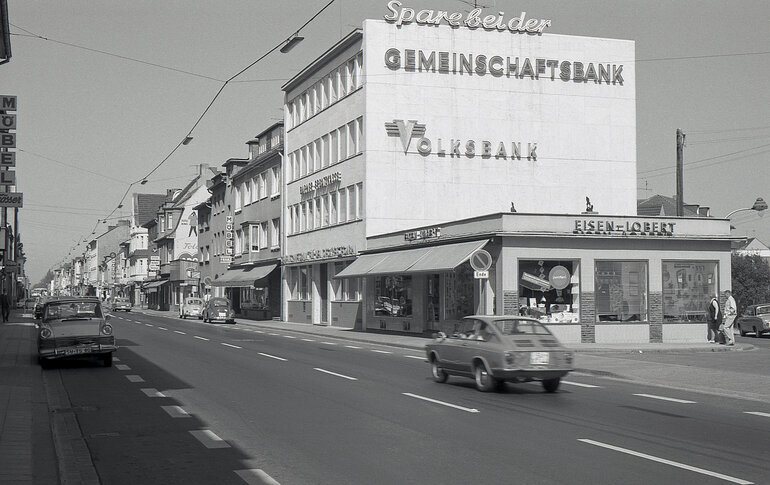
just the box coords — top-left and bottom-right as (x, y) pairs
(320, 264), (329, 324)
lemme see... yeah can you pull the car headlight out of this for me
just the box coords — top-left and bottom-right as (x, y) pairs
(40, 327), (52, 339)
(101, 324), (113, 336)
(504, 351), (515, 365)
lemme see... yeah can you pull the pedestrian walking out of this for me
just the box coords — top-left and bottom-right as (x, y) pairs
(0, 291), (9, 323)
(722, 290), (737, 346)
(706, 295), (721, 343)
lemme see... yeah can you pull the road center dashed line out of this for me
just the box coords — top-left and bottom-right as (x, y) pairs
(174, 330), (186, 335)
(144, 323), (154, 327)
(194, 336), (210, 341)
(402, 392), (479, 413)
(140, 388), (166, 398)
(301, 338), (315, 342)
(371, 349), (391, 354)
(115, 364), (131, 371)
(345, 345), (361, 349)
(320, 341), (337, 346)
(563, 381), (601, 388)
(221, 342), (242, 349)
(158, 327), (168, 331)
(313, 368), (357, 380)
(161, 405), (191, 418)
(578, 439), (753, 484)
(404, 355), (424, 360)
(744, 411), (770, 418)
(283, 335), (297, 339)
(258, 352), (287, 361)
(235, 469), (281, 485)
(189, 429), (230, 449)
(125, 375), (145, 383)
(633, 393), (696, 404)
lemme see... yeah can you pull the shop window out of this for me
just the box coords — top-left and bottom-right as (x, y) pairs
(595, 261), (648, 322)
(300, 266), (312, 300)
(662, 261), (718, 322)
(374, 275), (412, 317)
(518, 260), (580, 323)
(444, 264), (474, 320)
(426, 274), (440, 328)
(333, 262), (360, 301)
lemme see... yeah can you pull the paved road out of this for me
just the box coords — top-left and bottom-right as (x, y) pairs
(49, 310), (769, 485)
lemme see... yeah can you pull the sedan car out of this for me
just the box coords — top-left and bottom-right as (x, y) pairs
(37, 297), (117, 368)
(180, 297), (204, 319)
(425, 315), (574, 392)
(201, 297), (235, 324)
(110, 297), (132, 312)
(736, 304), (770, 337)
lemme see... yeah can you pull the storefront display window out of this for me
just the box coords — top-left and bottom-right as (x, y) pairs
(374, 275), (412, 317)
(239, 287), (268, 310)
(595, 261), (648, 322)
(426, 274), (440, 328)
(518, 260), (580, 323)
(444, 264), (474, 320)
(662, 261), (718, 322)
(333, 262), (360, 301)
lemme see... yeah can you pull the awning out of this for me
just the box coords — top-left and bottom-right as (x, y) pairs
(212, 264), (277, 287)
(335, 240), (488, 278)
(142, 280), (167, 290)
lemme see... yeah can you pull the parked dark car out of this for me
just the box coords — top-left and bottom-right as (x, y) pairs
(36, 297), (117, 368)
(110, 297), (132, 312)
(736, 304), (770, 337)
(201, 297), (235, 324)
(425, 315), (574, 392)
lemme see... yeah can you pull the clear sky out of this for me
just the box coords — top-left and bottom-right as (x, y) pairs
(4, 0), (769, 285)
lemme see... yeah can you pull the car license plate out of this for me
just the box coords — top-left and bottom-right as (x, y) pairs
(218, 312), (227, 318)
(530, 352), (549, 365)
(64, 346), (89, 356)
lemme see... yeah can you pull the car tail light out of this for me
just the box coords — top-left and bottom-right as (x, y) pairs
(565, 352), (574, 365)
(101, 324), (113, 336)
(40, 327), (52, 339)
(504, 351), (515, 365)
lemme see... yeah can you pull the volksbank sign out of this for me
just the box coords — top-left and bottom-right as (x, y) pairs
(385, 119), (537, 160)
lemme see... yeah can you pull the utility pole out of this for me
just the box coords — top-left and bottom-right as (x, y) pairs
(676, 128), (685, 216)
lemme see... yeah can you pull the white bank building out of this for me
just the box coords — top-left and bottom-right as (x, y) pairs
(281, 8), (733, 343)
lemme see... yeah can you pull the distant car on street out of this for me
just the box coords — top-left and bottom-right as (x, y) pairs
(425, 315), (574, 392)
(180, 297), (204, 319)
(736, 304), (770, 337)
(201, 297), (235, 324)
(36, 296), (117, 368)
(110, 297), (132, 312)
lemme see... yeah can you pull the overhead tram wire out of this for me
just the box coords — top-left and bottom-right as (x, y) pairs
(637, 143), (770, 177)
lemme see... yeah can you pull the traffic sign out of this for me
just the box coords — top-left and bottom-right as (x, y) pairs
(474, 270), (489, 279)
(469, 249), (492, 271)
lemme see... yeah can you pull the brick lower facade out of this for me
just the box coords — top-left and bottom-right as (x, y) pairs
(580, 291), (595, 343)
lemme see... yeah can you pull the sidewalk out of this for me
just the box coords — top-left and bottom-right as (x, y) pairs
(140, 308), (769, 403)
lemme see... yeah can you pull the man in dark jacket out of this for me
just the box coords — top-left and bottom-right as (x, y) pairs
(0, 291), (9, 323)
(706, 295), (721, 343)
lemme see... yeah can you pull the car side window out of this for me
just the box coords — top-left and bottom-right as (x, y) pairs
(476, 322), (494, 341)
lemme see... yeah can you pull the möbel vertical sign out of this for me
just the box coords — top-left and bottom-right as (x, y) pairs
(0, 95), (21, 207)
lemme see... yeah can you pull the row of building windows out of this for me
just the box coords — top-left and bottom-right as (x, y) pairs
(208, 218), (280, 258)
(287, 117), (363, 183)
(285, 264), (360, 302)
(287, 183), (363, 235)
(286, 52), (363, 130)
(233, 166), (281, 212)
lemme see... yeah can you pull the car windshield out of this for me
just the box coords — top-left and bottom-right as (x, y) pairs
(210, 299), (229, 308)
(116, 299), (129, 303)
(494, 319), (552, 336)
(186, 299), (203, 305)
(755, 305), (770, 315)
(45, 301), (103, 321)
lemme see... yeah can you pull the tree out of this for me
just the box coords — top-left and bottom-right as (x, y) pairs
(731, 254), (770, 311)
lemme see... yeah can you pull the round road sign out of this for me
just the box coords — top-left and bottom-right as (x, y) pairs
(469, 249), (492, 272)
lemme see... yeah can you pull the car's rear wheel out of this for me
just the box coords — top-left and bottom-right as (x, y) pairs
(102, 353), (113, 367)
(474, 362), (499, 392)
(542, 377), (561, 393)
(431, 358), (448, 383)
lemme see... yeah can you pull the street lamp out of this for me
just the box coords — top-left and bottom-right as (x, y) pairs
(725, 197), (768, 219)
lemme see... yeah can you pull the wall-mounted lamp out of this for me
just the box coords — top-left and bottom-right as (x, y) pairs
(182, 136), (194, 146)
(280, 32), (304, 53)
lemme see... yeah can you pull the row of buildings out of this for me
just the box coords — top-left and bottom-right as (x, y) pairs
(49, 15), (743, 343)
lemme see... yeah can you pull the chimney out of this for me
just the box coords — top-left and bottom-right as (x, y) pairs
(698, 206), (711, 217)
(198, 163), (209, 176)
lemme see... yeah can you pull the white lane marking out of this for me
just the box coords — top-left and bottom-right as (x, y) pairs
(235, 469), (281, 485)
(313, 368), (357, 381)
(402, 393), (479, 413)
(161, 405), (191, 418)
(174, 330), (186, 335)
(126, 375), (145, 383)
(158, 327), (168, 331)
(268, 333), (280, 336)
(578, 439), (754, 484)
(345, 345), (362, 349)
(563, 381), (601, 388)
(222, 342), (242, 349)
(258, 352), (287, 361)
(301, 338), (315, 342)
(744, 411), (770, 418)
(404, 355), (424, 360)
(194, 336), (210, 341)
(113, 357), (121, 362)
(140, 388), (166, 398)
(115, 364), (131, 371)
(145, 323), (154, 327)
(283, 335), (297, 339)
(254, 330), (265, 334)
(633, 393), (696, 404)
(132, 320), (142, 324)
(320, 341), (337, 346)
(189, 429), (230, 449)
(371, 349), (391, 354)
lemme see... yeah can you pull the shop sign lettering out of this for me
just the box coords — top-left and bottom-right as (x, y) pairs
(384, 48), (624, 85)
(0, 192), (22, 207)
(384, 1), (551, 34)
(286, 245), (356, 263)
(386, 120), (537, 160)
(404, 227), (440, 241)
(573, 219), (676, 236)
(299, 172), (342, 195)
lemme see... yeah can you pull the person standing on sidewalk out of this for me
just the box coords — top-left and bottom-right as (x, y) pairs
(706, 295), (721, 343)
(0, 291), (9, 323)
(722, 290), (737, 346)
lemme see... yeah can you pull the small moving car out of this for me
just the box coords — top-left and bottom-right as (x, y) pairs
(180, 297), (204, 319)
(425, 315), (574, 392)
(736, 304), (770, 337)
(110, 297), (132, 312)
(201, 297), (236, 324)
(37, 297), (117, 368)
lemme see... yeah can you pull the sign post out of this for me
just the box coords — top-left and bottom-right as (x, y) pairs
(469, 248), (492, 314)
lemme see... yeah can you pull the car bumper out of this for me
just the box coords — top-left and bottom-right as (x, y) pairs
(491, 367), (572, 380)
(39, 343), (118, 360)
(183, 310), (202, 316)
